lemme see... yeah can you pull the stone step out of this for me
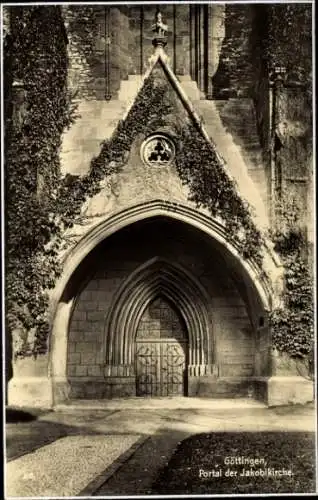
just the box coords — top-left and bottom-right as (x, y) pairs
(55, 397), (267, 410)
(179, 80), (203, 101)
(128, 74), (143, 82)
(248, 171), (267, 182)
(195, 98), (269, 220)
(118, 79), (144, 102)
(177, 75), (194, 82)
(77, 99), (126, 110)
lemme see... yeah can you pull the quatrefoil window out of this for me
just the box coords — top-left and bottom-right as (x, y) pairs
(141, 134), (175, 166)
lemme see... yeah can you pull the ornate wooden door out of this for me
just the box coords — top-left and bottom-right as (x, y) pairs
(135, 296), (188, 397)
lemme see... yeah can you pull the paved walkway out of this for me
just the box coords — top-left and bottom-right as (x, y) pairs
(5, 399), (316, 497)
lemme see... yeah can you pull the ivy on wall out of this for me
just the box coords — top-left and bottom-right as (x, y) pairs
(269, 197), (314, 362)
(62, 5), (101, 100)
(212, 4), (255, 99)
(263, 3), (313, 363)
(56, 66), (265, 272)
(6, 6), (312, 365)
(6, 21), (265, 359)
(266, 3), (312, 83)
(175, 125), (264, 265)
(5, 6), (74, 356)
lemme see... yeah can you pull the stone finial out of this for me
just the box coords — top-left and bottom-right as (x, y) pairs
(152, 9), (168, 48)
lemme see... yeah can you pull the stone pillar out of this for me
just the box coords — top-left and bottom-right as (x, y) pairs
(267, 347), (314, 406)
(50, 299), (75, 404)
(103, 365), (136, 397)
(199, 5), (205, 94)
(187, 364), (218, 397)
(206, 5), (226, 99)
(8, 355), (53, 408)
(174, 4), (190, 75)
(254, 325), (270, 377)
(189, 5), (196, 81)
(104, 365), (135, 377)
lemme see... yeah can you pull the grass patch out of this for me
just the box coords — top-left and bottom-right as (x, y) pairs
(152, 432), (316, 494)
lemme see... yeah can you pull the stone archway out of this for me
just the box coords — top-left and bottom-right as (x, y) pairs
(103, 257), (214, 378)
(45, 200), (281, 404)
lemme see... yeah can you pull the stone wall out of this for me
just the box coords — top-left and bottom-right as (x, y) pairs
(136, 297), (187, 340)
(66, 218), (256, 398)
(63, 5), (192, 101)
(275, 86), (312, 228)
(250, 3), (313, 232)
(212, 4), (256, 98)
(63, 4), (270, 102)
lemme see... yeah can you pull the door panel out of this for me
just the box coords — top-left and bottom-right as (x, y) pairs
(135, 340), (187, 396)
(135, 296), (188, 397)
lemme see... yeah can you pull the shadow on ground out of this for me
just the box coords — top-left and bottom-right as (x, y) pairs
(5, 409), (138, 461)
(92, 428), (189, 497)
(6, 408), (51, 423)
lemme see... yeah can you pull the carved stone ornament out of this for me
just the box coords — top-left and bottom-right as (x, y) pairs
(141, 134), (175, 166)
(152, 10), (168, 48)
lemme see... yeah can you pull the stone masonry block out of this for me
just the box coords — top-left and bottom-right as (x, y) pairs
(68, 352), (81, 365)
(87, 311), (105, 322)
(94, 290), (109, 301)
(87, 365), (102, 377)
(71, 310), (87, 321)
(82, 301), (99, 311)
(267, 376), (314, 406)
(76, 365), (88, 377)
(79, 290), (93, 301)
(76, 297), (97, 311)
(81, 351), (96, 365)
(75, 342), (96, 353)
(97, 302), (109, 311)
(75, 320), (89, 332)
(68, 342), (76, 353)
(85, 280), (100, 292)
(69, 330), (84, 342)
(67, 365), (77, 376)
(85, 322), (103, 333)
(95, 352), (104, 365)
(97, 279), (109, 290)
(83, 331), (101, 342)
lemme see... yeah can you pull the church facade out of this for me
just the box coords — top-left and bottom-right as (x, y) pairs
(4, 4), (314, 408)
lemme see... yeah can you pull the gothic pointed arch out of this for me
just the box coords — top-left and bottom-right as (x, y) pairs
(103, 257), (214, 376)
(49, 200), (281, 387)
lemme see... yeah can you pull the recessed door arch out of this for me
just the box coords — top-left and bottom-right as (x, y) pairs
(103, 256), (213, 376)
(50, 201), (278, 395)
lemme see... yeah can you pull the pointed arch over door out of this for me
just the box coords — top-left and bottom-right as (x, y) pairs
(103, 257), (214, 377)
(50, 200), (279, 400)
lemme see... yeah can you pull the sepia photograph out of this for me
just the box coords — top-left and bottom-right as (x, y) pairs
(2, 1), (317, 497)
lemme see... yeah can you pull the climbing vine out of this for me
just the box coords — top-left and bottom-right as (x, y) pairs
(175, 125), (264, 265)
(5, 9), (268, 358)
(266, 3), (312, 84)
(5, 6), (74, 356)
(269, 196), (314, 364)
(5, 34), (177, 357)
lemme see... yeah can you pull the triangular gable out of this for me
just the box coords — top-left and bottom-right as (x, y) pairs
(120, 48), (260, 225)
(60, 43), (276, 276)
(122, 48), (225, 164)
